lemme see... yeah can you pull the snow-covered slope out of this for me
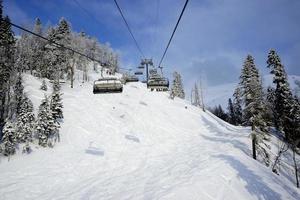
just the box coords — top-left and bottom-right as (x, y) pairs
(205, 75), (300, 108)
(0, 74), (299, 200)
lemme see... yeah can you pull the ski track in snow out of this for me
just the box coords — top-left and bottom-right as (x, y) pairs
(0, 74), (300, 200)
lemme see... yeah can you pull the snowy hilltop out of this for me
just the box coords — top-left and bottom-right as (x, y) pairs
(0, 73), (299, 200)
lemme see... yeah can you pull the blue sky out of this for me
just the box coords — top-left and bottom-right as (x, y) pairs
(4, 0), (300, 90)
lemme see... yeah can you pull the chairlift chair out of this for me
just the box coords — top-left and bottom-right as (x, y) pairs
(134, 71), (143, 75)
(138, 65), (145, 69)
(126, 75), (139, 82)
(147, 68), (169, 91)
(93, 77), (123, 93)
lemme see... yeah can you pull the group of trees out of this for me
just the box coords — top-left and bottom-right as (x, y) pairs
(36, 81), (63, 148)
(0, 73), (63, 157)
(212, 50), (300, 187)
(217, 51), (300, 150)
(15, 17), (119, 82)
(169, 71), (206, 112)
(1, 1), (119, 157)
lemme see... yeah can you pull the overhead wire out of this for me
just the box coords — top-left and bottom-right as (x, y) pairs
(158, 0), (189, 67)
(72, 0), (145, 59)
(153, 0), (160, 63)
(72, 0), (104, 29)
(2, 19), (104, 65)
(113, 0), (145, 58)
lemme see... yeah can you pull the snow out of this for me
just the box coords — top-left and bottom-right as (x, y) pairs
(0, 73), (300, 200)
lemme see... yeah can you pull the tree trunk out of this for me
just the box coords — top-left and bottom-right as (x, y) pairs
(272, 142), (288, 175)
(70, 59), (75, 89)
(252, 135), (257, 160)
(292, 147), (299, 188)
(252, 125), (257, 160)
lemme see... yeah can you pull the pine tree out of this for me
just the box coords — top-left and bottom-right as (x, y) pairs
(265, 87), (276, 126)
(15, 31), (31, 73)
(290, 97), (300, 143)
(170, 71), (185, 99)
(191, 83), (201, 107)
(239, 55), (265, 126)
(43, 27), (57, 79)
(31, 18), (45, 77)
(233, 86), (243, 125)
(267, 49), (294, 141)
(239, 55), (269, 164)
(43, 18), (72, 80)
(227, 98), (236, 125)
(0, 121), (17, 156)
(0, 2), (16, 133)
(14, 73), (24, 115)
(211, 105), (228, 121)
(52, 79), (61, 93)
(40, 79), (47, 91)
(295, 80), (300, 98)
(51, 81), (63, 122)
(54, 18), (72, 79)
(36, 95), (59, 147)
(16, 95), (35, 143)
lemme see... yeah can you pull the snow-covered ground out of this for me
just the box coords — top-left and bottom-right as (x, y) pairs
(0, 73), (300, 200)
(205, 75), (300, 108)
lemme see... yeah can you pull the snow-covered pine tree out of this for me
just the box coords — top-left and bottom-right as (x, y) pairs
(50, 92), (63, 121)
(291, 96), (300, 188)
(239, 55), (263, 125)
(295, 80), (300, 98)
(52, 79), (61, 93)
(0, 121), (17, 156)
(43, 18), (72, 81)
(14, 73), (24, 115)
(191, 83), (201, 107)
(265, 87), (276, 126)
(239, 55), (269, 164)
(170, 71), (185, 99)
(79, 32), (89, 82)
(40, 79), (47, 91)
(31, 18), (45, 77)
(54, 18), (72, 79)
(0, 3), (16, 133)
(16, 95), (35, 142)
(290, 96), (300, 142)
(43, 27), (57, 79)
(233, 86), (243, 125)
(227, 98), (236, 125)
(51, 81), (63, 122)
(15, 31), (31, 73)
(36, 95), (59, 147)
(267, 49), (294, 141)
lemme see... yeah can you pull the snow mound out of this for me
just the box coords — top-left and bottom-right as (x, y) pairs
(0, 74), (299, 200)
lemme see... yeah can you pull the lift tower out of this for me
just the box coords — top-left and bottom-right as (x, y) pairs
(140, 58), (153, 82)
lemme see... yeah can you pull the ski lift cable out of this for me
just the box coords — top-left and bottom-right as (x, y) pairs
(158, 0), (189, 68)
(152, 0), (160, 60)
(72, 0), (105, 28)
(113, 0), (145, 58)
(3, 19), (105, 65)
